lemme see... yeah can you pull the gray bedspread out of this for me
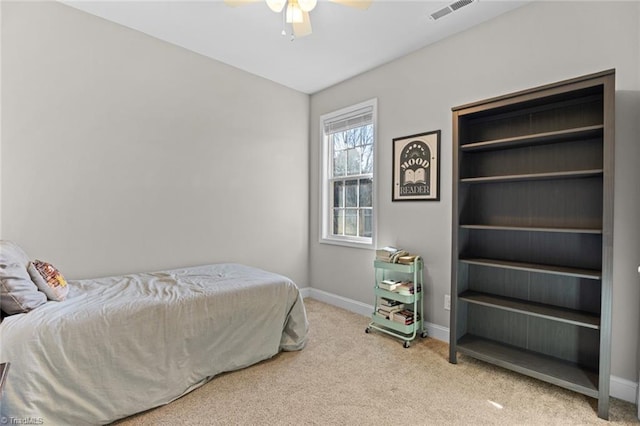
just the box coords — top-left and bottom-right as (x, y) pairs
(0, 263), (308, 425)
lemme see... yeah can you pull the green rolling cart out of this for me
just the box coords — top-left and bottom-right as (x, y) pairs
(366, 257), (427, 347)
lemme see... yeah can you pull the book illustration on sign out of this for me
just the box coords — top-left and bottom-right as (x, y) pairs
(404, 168), (426, 185)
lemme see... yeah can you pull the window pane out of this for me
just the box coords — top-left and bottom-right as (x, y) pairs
(364, 124), (373, 143)
(333, 209), (344, 236)
(345, 180), (358, 207)
(361, 143), (373, 174)
(358, 125), (372, 147)
(345, 129), (357, 149)
(333, 181), (344, 208)
(359, 178), (372, 207)
(345, 209), (357, 236)
(359, 209), (372, 238)
(333, 149), (346, 177)
(353, 127), (362, 146)
(332, 132), (347, 151)
(347, 148), (361, 176)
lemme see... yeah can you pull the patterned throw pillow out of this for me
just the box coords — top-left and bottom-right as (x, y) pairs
(27, 260), (69, 301)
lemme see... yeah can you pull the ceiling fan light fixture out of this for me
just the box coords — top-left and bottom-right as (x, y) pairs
(286, 1), (304, 23)
(223, 0), (369, 39)
(297, 0), (317, 12)
(265, 0), (286, 13)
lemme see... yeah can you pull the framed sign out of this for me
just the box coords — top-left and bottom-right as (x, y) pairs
(392, 130), (441, 201)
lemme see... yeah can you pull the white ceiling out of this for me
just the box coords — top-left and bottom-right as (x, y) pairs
(64, 0), (531, 94)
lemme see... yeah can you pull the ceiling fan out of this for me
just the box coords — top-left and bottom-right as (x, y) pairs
(224, 0), (373, 39)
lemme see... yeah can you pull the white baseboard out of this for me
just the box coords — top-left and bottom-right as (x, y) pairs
(302, 287), (638, 405)
(305, 288), (449, 342)
(299, 287), (312, 300)
(305, 288), (371, 317)
(610, 375), (638, 405)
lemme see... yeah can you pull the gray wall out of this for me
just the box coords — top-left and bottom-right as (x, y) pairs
(1, 1), (310, 285)
(309, 1), (640, 382)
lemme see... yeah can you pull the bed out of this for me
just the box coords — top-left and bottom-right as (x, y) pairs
(0, 242), (308, 425)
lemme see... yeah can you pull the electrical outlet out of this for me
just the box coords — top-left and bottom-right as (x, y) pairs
(444, 294), (451, 311)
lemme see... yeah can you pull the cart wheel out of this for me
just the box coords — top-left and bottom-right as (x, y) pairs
(365, 327), (371, 334)
(421, 331), (428, 338)
(403, 341), (410, 348)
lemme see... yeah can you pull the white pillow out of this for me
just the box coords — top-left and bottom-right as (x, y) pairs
(0, 241), (47, 314)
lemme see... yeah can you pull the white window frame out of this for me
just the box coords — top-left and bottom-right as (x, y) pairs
(319, 98), (377, 249)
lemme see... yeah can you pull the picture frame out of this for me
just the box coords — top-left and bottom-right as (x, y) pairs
(392, 130), (441, 201)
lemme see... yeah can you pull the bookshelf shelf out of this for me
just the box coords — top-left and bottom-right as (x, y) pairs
(459, 290), (600, 329)
(366, 257), (426, 348)
(450, 70), (615, 419)
(460, 169), (603, 184)
(459, 225), (602, 234)
(459, 258), (601, 280)
(459, 124), (604, 152)
(456, 334), (599, 397)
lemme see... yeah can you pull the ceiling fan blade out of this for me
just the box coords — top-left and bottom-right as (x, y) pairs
(223, 0), (261, 7)
(293, 12), (313, 37)
(328, 0), (372, 10)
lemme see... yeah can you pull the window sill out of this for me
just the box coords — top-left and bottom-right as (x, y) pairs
(319, 237), (375, 250)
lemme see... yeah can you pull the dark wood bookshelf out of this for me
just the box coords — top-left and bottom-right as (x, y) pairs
(450, 70), (615, 419)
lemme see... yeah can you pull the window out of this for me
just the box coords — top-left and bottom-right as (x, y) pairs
(320, 99), (377, 248)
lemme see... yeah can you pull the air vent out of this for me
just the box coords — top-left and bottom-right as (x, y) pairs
(430, 7), (452, 20)
(450, 0), (474, 11)
(429, 0), (477, 21)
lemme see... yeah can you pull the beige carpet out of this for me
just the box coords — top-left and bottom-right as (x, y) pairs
(114, 298), (638, 425)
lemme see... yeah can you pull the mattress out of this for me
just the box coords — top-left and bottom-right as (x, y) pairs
(0, 263), (308, 425)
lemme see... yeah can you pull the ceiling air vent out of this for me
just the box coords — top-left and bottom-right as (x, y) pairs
(450, 0), (474, 11)
(429, 0), (477, 21)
